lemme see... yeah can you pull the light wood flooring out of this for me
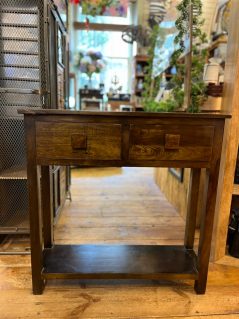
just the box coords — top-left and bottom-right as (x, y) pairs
(1, 167), (239, 319)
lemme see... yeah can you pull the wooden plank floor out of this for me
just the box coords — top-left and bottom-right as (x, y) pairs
(0, 167), (239, 319)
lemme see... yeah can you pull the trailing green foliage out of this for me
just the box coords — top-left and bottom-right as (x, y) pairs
(142, 25), (161, 103)
(143, 0), (208, 113)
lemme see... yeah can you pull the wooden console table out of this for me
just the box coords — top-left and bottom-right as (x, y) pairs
(21, 109), (229, 295)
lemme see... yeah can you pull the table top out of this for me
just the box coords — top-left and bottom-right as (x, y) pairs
(19, 109), (231, 119)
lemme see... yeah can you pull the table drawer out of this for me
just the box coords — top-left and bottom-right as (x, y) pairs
(36, 122), (122, 161)
(129, 124), (214, 162)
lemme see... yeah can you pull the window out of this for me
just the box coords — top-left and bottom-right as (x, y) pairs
(69, 4), (134, 103)
(76, 30), (132, 92)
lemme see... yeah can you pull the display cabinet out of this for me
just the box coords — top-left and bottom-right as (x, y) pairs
(0, 0), (69, 240)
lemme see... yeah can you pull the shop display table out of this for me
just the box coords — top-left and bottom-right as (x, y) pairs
(21, 109), (229, 295)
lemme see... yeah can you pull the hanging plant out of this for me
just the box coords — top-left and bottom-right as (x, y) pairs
(143, 0), (208, 113)
(142, 25), (164, 111)
(171, 0), (208, 112)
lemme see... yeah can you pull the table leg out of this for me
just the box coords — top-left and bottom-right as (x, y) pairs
(194, 164), (220, 294)
(41, 166), (54, 248)
(27, 165), (44, 294)
(25, 117), (44, 294)
(184, 168), (201, 249)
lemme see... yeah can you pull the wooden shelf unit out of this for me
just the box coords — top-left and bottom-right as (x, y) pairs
(133, 55), (149, 108)
(42, 245), (198, 280)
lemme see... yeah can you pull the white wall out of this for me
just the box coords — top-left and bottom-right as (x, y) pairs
(201, 0), (218, 37)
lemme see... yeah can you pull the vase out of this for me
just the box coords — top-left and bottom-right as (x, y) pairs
(88, 74), (93, 89)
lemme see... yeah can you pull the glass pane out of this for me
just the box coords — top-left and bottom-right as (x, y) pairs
(78, 58), (129, 93)
(75, 30), (132, 93)
(77, 31), (130, 58)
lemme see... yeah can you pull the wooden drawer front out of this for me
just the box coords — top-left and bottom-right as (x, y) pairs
(36, 122), (122, 161)
(129, 125), (214, 162)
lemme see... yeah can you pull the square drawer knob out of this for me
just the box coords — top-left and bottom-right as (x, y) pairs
(71, 134), (87, 150)
(165, 134), (181, 150)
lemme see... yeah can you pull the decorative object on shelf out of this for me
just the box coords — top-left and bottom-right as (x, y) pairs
(99, 83), (105, 93)
(148, 0), (172, 29)
(136, 63), (143, 75)
(109, 74), (122, 95)
(133, 55), (149, 109)
(121, 26), (151, 47)
(70, 0), (128, 17)
(119, 105), (133, 112)
(137, 79), (144, 91)
(108, 93), (131, 101)
(75, 49), (106, 88)
(204, 57), (224, 97)
(203, 58), (222, 84)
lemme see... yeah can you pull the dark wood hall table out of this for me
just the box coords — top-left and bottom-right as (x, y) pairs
(20, 109), (229, 295)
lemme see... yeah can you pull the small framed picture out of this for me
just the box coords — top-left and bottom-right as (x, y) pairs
(168, 168), (184, 183)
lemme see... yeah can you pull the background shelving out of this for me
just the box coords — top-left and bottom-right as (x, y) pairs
(133, 54), (149, 110)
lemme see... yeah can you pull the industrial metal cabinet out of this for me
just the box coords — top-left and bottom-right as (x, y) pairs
(0, 0), (68, 237)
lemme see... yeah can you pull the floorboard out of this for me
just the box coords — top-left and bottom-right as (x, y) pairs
(0, 167), (239, 319)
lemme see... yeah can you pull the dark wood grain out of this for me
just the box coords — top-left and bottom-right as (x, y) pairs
(22, 110), (228, 295)
(184, 168), (201, 249)
(19, 109), (231, 119)
(129, 124), (214, 162)
(129, 145), (212, 162)
(42, 245), (198, 280)
(195, 123), (225, 294)
(36, 122), (122, 162)
(165, 134), (181, 150)
(41, 166), (54, 249)
(130, 125), (214, 146)
(24, 116), (45, 295)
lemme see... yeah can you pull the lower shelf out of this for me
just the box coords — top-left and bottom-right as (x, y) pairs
(42, 245), (198, 280)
